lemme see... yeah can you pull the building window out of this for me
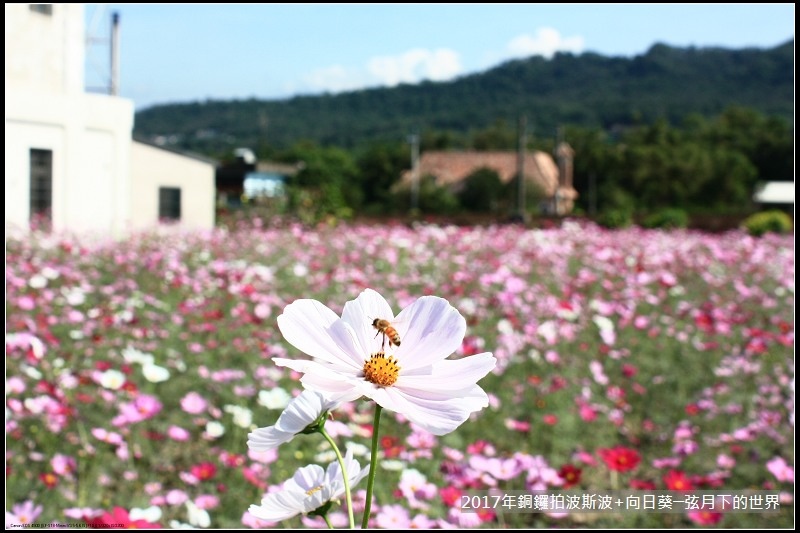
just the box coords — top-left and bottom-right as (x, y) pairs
(30, 149), (53, 224)
(29, 5), (53, 15)
(159, 187), (181, 221)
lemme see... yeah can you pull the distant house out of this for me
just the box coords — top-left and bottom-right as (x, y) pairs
(752, 181), (794, 208)
(398, 147), (578, 215)
(5, 4), (215, 234)
(216, 149), (301, 207)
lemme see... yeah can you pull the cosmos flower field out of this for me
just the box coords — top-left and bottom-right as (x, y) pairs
(5, 219), (794, 528)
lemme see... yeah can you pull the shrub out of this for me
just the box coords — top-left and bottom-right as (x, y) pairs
(741, 210), (793, 236)
(458, 167), (504, 212)
(596, 208), (633, 229)
(642, 208), (689, 229)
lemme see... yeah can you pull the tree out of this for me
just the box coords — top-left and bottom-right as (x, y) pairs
(356, 142), (408, 213)
(283, 142), (361, 221)
(458, 167), (504, 212)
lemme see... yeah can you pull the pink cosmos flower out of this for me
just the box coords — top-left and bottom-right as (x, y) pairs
(85, 507), (161, 529)
(766, 456), (794, 483)
(180, 392), (208, 414)
(5, 501), (43, 527)
(51, 454), (76, 476)
(687, 509), (723, 526)
(115, 394), (162, 425)
(398, 468), (437, 509)
(274, 289), (496, 435)
(167, 425), (191, 441)
(376, 504), (411, 529)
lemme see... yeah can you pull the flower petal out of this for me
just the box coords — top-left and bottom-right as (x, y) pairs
(272, 357), (356, 377)
(300, 373), (364, 403)
(290, 464), (325, 492)
(277, 299), (359, 367)
(247, 390), (340, 453)
(249, 490), (305, 521)
(246, 426), (292, 452)
(394, 296), (466, 370)
(370, 386), (474, 436)
(397, 352), (496, 391)
(341, 289), (396, 353)
(396, 383), (489, 412)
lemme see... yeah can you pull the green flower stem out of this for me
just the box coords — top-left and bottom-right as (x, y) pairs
(323, 514), (334, 529)
(320, 427), (355, 529)
(361, 403), (383, 530)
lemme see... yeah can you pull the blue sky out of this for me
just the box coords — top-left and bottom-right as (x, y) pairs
(83, 4), (795, 110)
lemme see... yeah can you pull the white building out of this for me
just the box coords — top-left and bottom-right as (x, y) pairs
(5, 4), (215, 235)
(130, 140), (216, 230)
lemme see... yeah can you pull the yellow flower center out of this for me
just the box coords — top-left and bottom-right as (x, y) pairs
(363, 351), (400, 387)
(306, 485), (324, 496)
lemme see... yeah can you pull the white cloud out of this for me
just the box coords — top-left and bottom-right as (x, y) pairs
(367, 48), (462, 87)
(297, 48), (463, 95)
(506, 27), (584, 59)
(303, 64), (365, 93)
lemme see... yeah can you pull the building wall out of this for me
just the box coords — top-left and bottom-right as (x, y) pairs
(130, 142), (216, 231)
(5, 4), (135, 235)
(5, 4), (84, 95)
(5, 81), (134, 235)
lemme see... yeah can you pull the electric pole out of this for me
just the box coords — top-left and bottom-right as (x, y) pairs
(408, 133), (420, 212)
(516, 115), (527, 221)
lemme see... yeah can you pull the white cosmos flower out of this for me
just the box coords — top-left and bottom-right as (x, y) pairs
(122, 346), (155, 366)
(258, 387), (292, 410)
(274, 288), (497, 436)
(99, 369), (126, 390)
(186, 500), (211, 528)
(248, 449), (369, 522)
(142, 363), (171, 383)
(248, 390), (339, 452)
(204, 421), (225, 439)
(225, 404), (254, 429)
(129, 506), (162, 523)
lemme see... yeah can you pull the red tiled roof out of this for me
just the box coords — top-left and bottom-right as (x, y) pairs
(400, 151), (560, 197)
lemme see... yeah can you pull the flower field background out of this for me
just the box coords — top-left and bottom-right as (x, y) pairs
(5, 219), (794, 528)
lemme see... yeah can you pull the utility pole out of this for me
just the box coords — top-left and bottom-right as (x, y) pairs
(516, 115), (527, 221)
(408, 133), (420, 212)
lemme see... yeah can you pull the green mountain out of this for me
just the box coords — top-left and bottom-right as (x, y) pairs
(133, 39), (794, 155)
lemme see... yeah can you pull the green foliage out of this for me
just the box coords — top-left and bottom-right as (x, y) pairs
(133, 41), (793, 152)
(282, 143), (360, 223)
(470, 119), (517, 150)
(500, 173), (548, 216)
(417, 174), (461, 215)
(741, 210), (794, 236)
(457, 167), (504, 212)
(596, 208), (633, 229)
(642, 208), (689, 229)
(355, 142), (408, 211)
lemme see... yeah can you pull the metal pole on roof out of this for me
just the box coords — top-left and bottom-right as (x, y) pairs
(110, 12), (120, 95)
(409, 133), (420, 212)
(517, 115), (527, 220)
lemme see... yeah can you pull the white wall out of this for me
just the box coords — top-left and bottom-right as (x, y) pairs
(130, 142), (216, 231)
(5, 4), (84, 95)
(5, 87), (134, 235)
(5, 4), (134, 236)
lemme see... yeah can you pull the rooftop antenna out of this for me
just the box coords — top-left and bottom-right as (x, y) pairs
(85, 4), (120, 95)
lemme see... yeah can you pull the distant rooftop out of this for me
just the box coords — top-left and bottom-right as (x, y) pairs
(753, 181), (794, 204)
